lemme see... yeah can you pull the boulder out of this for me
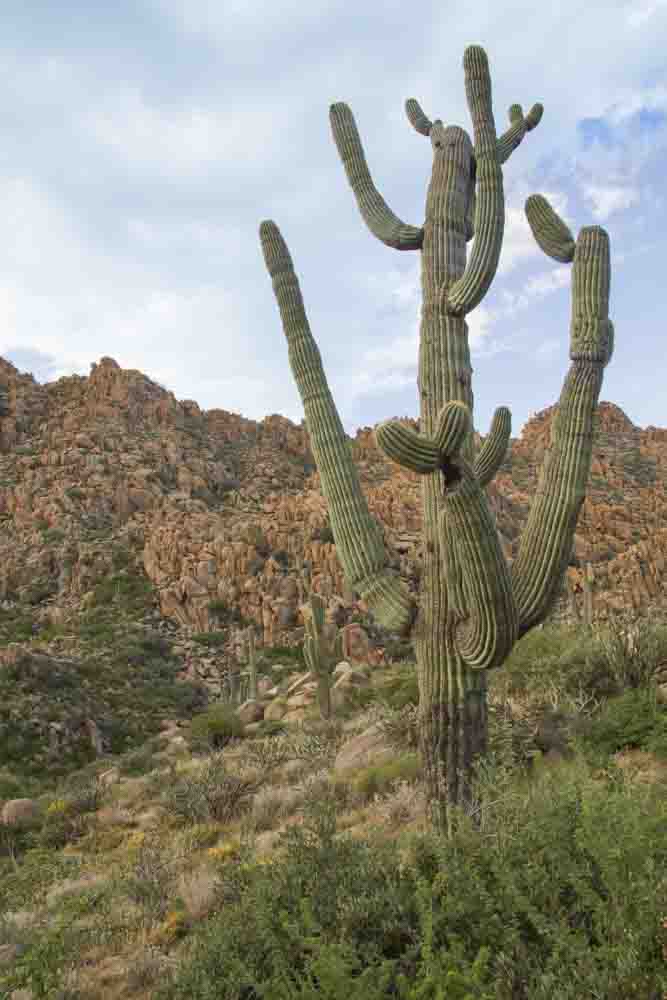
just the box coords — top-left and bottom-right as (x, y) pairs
(237, 700), (265, 725)
(333, 723), (394, 775)
(98, 767), (121, 789)
(285, 671), (317, 698)
(1, 798), (40, 827)
(285, 683), (318, 710)
(264, 698), (288, 722)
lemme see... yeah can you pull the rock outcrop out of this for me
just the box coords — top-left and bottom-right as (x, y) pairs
(0, 355), (664, 664)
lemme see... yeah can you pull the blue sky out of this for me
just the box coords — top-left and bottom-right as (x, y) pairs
(0, 0), (665, 439)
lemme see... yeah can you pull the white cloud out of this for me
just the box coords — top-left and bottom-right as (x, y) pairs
(84, 91), (290, 176)
(604, 84), (667, 123)
(582, 182), (640, 220)
(150, 0), (338, 45)
(624, 0), (667, 27)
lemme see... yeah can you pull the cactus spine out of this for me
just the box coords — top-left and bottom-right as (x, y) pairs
(302, 593), (344, 720)
(260, 45), (613, 835)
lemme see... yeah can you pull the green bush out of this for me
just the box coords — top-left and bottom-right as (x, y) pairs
(0, 773), (27, 800)
(192, 631), (227, 648)
(352, 753), (422, 805)
(156, 753), (667, 1000)
(383, 636), (415, 663)
(208, 599), (230, 621)
(189, 705), (245, 753)
(378, 671), (420, 711)
(90, 571), (154, 612)
(261, 644), (305, 669)
(575, 688), (667, 761)
(42, 528), (66, 544)
(256, 720), (288, 739)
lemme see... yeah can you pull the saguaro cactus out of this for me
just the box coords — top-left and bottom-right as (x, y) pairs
(260, 45), (614, 834)
(302, 593), (344, 719)
(244, 625), (259, 701)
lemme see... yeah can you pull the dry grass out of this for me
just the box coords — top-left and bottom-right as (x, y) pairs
(45, 872), (108, 907)
(371, 779), (427, 829)
(174, 864), (220, 921)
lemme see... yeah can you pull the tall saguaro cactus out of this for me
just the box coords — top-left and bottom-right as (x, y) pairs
(260, 45), (614, 834)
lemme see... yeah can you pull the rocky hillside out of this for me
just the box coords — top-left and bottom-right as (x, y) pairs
(0, 353), (665, 665)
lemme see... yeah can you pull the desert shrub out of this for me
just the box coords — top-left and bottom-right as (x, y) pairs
(574, 687), (667, 761)
(119, 738), (163, 777)
(162, 753), (257, 825)
(119, 834), (175, 920)
(383, 636), (415, 663)
(155, 748), (667, 1000)
(378, 671), (420, 711)
(311, 520), (335, 545)
(0, 773), (27, 800)
(113, 631), (172, 666)
(127, 947), (178, 991)
(33, 803), (87, 851)
(376, 701), (420, 752)
(593, 615), (667, 691)
(351, 753), (422, 806)
(192, 631), (227, 648)
(248, 555), (265, 576)
(208, 599), (230, 619)
(260, 644), (305, 670)
(255, 719), (288, 739)
(189, 705), (245, 753)
(249, 784), (301, 832)
(42, 528), (66, 544)
(89, 570), (154, 612)
(373, 780), (426, 829)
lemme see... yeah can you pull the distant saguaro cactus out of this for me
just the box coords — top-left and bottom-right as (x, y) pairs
(302, 593), (344, 720)
(244, 625), (258, 701)
(260, 45), (614, 834)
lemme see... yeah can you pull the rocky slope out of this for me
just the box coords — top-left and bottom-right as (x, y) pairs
(0, 353), (665, 665)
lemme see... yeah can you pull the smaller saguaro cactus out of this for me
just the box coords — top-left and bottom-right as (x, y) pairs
(565, 561), (596, 626)
(565, 573), (581, 624)
(244, 625), (258, 701)
(302, 593), (344, 720)
(582, 561), (596, 627)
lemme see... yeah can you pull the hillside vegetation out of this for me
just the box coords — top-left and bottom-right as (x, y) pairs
(0, 615), (665, 999)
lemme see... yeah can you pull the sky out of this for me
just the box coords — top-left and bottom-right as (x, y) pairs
(0, 1), (665, 441)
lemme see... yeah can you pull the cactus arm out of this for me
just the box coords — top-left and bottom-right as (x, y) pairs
(376, 401), (518, 669)
(405, 98), (434, 136)
(511, 196), (614, 636)
(260, 220), (417, 635)
(473, 406), (512, 487)
(329, 102), (424, 251)
(443, 460), (519, 670)
(496, 102), (544, 164)
(375, 421), (441, 474)
(445, 46), (504, 316)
